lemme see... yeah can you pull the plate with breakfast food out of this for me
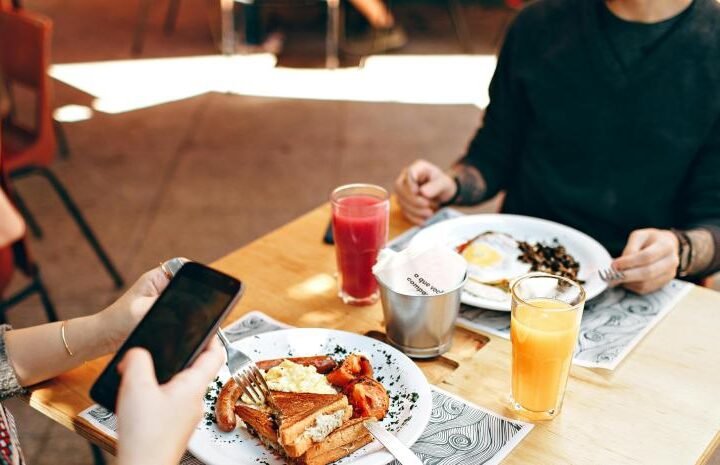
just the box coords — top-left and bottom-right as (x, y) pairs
(409, 214), (612, 311)
(188, 328), (431, 465)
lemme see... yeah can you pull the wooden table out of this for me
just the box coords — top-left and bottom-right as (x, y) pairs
(24, 201), (720, 464)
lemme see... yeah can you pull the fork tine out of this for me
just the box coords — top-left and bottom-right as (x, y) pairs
(599, 267), (625, 282)
(243, 371), (264, 404)
(251, 366), (270, 396)
(236, 372), (261, 404)
(244, 368), (266, 402)
(599, 268), (609, 281)
(247, 371), (266, 402)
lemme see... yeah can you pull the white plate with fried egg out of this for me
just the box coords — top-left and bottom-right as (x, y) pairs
(410, 214), (612, 311)
(189, 328), (432, 465)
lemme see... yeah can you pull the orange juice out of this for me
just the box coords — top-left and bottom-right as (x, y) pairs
(511, 298), (580, 414)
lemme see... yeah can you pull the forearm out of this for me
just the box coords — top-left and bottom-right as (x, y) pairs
(446, 163), (489, 206)
(5, 313), (116, 387)
(683, 227), (719, 277)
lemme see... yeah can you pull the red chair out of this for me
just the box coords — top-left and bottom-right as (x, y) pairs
(0, 6), (123, 288)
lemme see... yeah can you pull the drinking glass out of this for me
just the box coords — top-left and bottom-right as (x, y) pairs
(331, 184), (389, 305)
(510, 272), (585, 421)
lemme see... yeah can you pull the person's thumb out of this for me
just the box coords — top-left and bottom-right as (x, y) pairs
(621, 229), (652, 257)
(118, 348), (159, 390)
(419, 175), (452, 201)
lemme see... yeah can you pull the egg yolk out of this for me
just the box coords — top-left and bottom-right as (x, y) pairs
(462, 243), (503, 268)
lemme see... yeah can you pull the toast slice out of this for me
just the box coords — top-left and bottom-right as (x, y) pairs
(271, 391), (352, 458)
(233, 404), (279, 451)
(295, 417), (374, 465)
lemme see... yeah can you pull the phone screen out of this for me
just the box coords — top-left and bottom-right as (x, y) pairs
(90, 262), (242, 411)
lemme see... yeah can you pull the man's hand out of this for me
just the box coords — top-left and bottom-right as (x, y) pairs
(394, 159), (456, 224)
(116, 340), (224, 465)
(613, 228), (679, 294)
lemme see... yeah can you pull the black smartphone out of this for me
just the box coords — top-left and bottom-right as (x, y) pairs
(90, 262), (243, 411)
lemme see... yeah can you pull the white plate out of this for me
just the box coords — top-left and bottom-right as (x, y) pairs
(410, 214), (612, 311)
(188, 328), (432, 465)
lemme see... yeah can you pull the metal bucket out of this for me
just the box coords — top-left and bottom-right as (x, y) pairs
(375, 272), (468, 358)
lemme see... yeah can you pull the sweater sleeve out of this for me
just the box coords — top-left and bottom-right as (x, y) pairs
(0, 325), (26, 401)
(680, 116), (720, 275)
(456, 18), (530, 200)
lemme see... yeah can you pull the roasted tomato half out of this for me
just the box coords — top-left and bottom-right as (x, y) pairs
(344, 377), (389, 420)
(327, 354), (373, 388)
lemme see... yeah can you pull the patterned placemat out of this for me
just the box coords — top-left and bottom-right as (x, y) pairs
(459, 280), (692, 369)
(386, 209), (695, 370)
(79, 311), (533, 465)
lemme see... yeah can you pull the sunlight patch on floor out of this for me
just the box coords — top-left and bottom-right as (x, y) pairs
(50, 54), (496, 114)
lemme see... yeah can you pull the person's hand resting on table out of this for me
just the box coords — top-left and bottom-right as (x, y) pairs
(612, 229), (680, 295)
(116, 340), (224, 465)
(394, 160), (457, 224)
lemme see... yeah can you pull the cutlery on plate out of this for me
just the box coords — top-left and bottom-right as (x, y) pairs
(216, 328), (270, 404)
(363, 419), (423, 465)
(598, 267), (625, 282)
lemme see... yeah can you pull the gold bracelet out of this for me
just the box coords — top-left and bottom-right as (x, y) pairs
(61, 321), (74, 356)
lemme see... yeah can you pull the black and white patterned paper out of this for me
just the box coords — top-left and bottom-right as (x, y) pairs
(79, 311), (533, 465)
(389, 389), (531, 465)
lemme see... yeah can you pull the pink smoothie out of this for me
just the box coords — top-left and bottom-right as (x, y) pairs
(332, 195), (388, 300)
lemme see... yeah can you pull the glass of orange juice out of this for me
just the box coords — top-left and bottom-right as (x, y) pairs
(510, 272), (585, 421)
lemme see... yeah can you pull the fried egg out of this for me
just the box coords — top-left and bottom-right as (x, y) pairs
(459, 232), (531, 284)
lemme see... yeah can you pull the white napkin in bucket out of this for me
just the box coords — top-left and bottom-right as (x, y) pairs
(373, 242), (467, 296)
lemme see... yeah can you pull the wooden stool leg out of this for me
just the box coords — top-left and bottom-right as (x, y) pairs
(54, 120), (71, 159)
(326, 0), (340, 69)
(447, 0), (473, 54)
(220, 0), (236, 55)
(132, 0), (153, 55)
(164, 0), (181, 35)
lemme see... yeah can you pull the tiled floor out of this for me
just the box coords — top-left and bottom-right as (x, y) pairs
(5, 0), (719, 464)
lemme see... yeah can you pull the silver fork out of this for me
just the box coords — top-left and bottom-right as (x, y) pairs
(216, 329), (270, 404)
(598, 267), (625, 282)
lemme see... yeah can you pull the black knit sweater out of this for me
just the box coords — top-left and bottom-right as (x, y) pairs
(459, 0), (720, 274)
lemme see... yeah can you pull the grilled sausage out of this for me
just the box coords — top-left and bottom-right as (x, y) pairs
(256, 355), (337, 374)
(215, 378), (242, 432)
(344, 377), (389, 420)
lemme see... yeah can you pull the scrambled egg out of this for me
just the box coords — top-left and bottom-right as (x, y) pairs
(264, 360), (336, 394)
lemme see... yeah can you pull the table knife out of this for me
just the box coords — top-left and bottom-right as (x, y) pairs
(363, 419), (423, 465)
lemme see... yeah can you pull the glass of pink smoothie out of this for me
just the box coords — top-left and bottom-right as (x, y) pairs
(331, 184), (389, 305)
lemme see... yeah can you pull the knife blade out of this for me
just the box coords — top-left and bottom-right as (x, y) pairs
(363, 419), (423, 465)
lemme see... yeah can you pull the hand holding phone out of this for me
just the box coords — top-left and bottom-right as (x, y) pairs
(91, 262), (243, 411)
(115, 341), (224, 465)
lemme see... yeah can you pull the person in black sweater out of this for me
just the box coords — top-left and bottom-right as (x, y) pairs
(395, 0), (720, 294)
